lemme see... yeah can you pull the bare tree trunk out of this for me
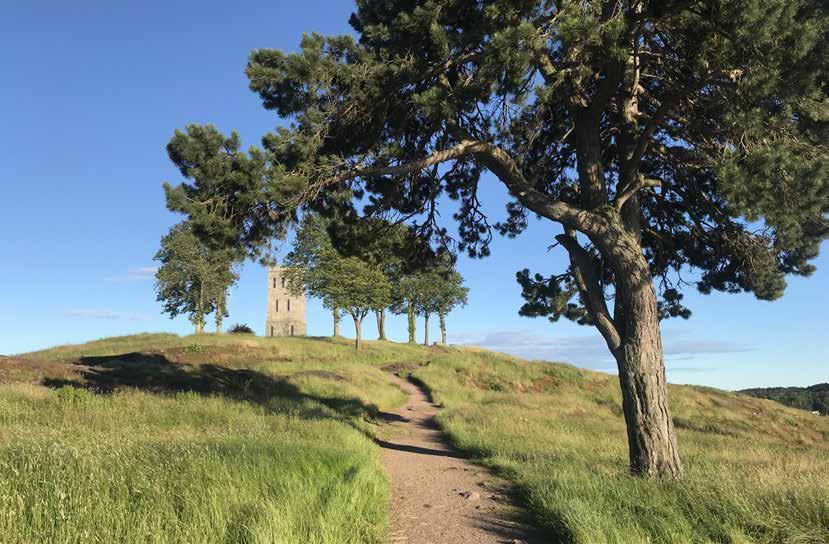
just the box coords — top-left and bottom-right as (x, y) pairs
(439, 312), (447, 345)
(613, 253), (682, 477)
(215, 314), (223, 333)
(353, 314), (362, 350)
(423, 314), (430, 346)
(600, 228), (682, 478)
(333, 308), (341, 337)
(407, 303), (416, 343)
(375, 309), (386, 340)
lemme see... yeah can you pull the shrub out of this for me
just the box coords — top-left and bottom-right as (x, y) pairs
(228, 323), (254, 335)
(54, 386), (95, 404)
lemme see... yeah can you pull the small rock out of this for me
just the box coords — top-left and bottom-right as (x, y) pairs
(459, 491), (481, 500)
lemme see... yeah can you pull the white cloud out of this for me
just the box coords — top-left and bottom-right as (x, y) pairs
(104, 266), (158, 282)
(63, 309), (149, 321)
(448, 328), (750, 371)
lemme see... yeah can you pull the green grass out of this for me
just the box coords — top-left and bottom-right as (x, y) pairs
(413, 347), (829, 544)
(0, 334), (430, 544)
(3, 334), (827, 543)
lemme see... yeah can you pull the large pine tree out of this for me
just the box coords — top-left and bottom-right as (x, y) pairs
(166, 1), (827, 477)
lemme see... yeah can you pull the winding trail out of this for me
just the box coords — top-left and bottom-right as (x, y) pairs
(379, 372), (545, 544)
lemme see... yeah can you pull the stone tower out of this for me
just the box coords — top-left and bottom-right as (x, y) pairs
(265, 266), (307, 337)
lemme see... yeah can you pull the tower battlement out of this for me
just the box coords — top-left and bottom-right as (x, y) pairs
(265, 266), (307, 337)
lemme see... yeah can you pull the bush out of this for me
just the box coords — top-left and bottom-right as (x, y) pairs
(54, 386), (95, 404)
(228, 323), (254, 335)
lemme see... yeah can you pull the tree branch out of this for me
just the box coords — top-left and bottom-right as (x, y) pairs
(613, 176), (661, 211)
(556, 231), (621, 353)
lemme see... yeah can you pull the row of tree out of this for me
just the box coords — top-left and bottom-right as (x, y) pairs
(151, 213), (467, 348)
(284, 213), (468, 349)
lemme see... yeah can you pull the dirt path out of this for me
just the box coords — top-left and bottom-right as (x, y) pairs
(379, 373), (546, 544)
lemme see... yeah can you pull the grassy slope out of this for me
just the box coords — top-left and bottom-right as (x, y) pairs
(413, 348), (829, 544)
(2, 334), (827, 543)
(0, 333), (429, 544)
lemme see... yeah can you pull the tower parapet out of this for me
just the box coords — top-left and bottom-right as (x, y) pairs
(265, 266), (307, 337)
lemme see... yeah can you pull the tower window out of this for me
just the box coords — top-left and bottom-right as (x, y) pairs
(270, 326), (274, 337)
(272, 277), (276, 288)
(287, 299), (291, 311)
(290, 325), (295, 336)
(281, 276), (286, 288)
(275, 300), (279, 312)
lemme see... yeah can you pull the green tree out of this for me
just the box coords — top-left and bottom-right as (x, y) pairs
(330, 216), (429, 340)
(412, 266), (468, 345)
(283, 213), (344, 337)
(154, 222), (238, 333)
(317, 256), (392, 349)
(285, 214), (393, 348)
(433, 269), (468, 346)
(390, 274), (421, 344)
(166, 1), (828, 478)
(163, 124), (283, 260)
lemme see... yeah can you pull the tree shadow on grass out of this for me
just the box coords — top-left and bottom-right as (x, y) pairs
(41, 352), (378, 425)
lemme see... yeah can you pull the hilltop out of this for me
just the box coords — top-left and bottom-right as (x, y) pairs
(740, 383), (829, 415)
(0, 334), (826, 543)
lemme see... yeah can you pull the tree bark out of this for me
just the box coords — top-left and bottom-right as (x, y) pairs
(333, 308), (341, 337)
(353, 314), (362, 350)
(439, 312), (447, 345)
(407, 303), (416, 343)
(375, 309), (386, 340)
(600, 227), (683, 478)
(423, 314), (430, 346)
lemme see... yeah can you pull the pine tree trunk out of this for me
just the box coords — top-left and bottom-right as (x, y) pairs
(353, 315), (362, 350)
(423, 314), (430, 346)
(407, 303), (416, 343)
(606, 231), (683, 478)
(333, 308), (341, 337)
(439, 312), (447, 345)
(375, 309), (386, 340)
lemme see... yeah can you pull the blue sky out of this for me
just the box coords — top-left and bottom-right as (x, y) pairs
(1, 1), (826, 390)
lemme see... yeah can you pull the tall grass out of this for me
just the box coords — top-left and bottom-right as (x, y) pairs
(0, 334), (430, 543)
(414, 348), (829, 544)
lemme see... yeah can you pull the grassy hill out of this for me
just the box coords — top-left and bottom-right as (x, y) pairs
(1, 334), (826, 543)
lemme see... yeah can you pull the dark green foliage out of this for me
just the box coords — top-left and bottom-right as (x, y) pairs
(240, 0), (828, 318)
(740, 383), (829, 415)
(164, 125), (284, 261)
(228, 323), (255, 335)
(164, 1), (827, 324)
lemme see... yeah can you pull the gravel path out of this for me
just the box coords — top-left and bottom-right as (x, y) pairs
(379, 372), (546, 544)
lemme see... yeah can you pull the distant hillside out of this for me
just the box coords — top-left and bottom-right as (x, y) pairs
(739, 383), (829, 415)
